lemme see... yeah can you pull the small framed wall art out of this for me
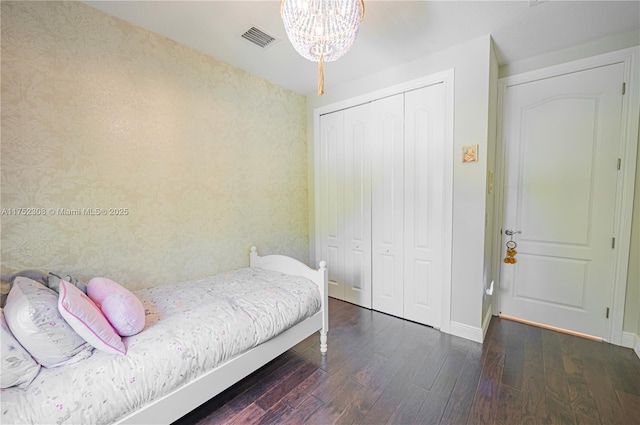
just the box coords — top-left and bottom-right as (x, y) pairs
(462, 144), (478, 163)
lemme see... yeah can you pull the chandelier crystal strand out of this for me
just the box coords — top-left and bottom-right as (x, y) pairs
(281, 0), (364, 96)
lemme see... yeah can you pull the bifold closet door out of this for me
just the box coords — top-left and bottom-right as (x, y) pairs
(403, 83), (446, 328)
(319, 104), (372, 307)
(318, 111), (345, 300)
(319, 82), (447, 325)
(371, 94), (405, 317)
(343, 104), (372, 308)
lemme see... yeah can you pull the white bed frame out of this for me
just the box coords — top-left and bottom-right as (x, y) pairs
(115, 247), (328, 425)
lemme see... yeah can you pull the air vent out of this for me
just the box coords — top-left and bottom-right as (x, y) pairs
(241, 26), (278, 49)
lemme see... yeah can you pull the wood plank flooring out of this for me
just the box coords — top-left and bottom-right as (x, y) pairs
(172, 298), (640, 425)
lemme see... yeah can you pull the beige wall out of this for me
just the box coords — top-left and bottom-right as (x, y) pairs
(482, 38), (500, 327)
(0, 1), (308, 289)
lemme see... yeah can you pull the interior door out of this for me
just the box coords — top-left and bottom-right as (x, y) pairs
(499, 63), (625, 338)
(403, 83), (446, 327)
(319, 111), (345, 299)
(343, 103), (372, 308)
(372, 94), (405, 317)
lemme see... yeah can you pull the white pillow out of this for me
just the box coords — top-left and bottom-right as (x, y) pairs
(58, 280), (125, 355)
(1, 308), (40, 388)
(4, 277), (93, 368)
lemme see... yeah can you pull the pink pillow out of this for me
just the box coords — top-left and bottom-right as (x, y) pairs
(58, 280), (125, 355)
(87, 278), (145, 337)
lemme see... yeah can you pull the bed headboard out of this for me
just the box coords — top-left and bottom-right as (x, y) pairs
(249, 246), (327, 289)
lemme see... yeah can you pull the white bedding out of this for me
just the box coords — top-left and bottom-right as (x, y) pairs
(1, 267), (321, 425)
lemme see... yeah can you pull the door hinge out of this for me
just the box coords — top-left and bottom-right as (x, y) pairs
(606, 307), (610, 319)
(622, 82), (626, 95)
(617, 158), (621, 170)
(612, 237), (616, 249)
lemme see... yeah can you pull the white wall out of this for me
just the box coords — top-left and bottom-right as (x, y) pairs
(499, 29), (640, 78)
(308, 35), (493, 339)
(307, 29), (639, 343)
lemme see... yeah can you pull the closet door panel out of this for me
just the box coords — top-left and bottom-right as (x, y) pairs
(319, 111), (345, 300)
(343, 104), (372, 308)
(403, 83), (446, 327)
(372, 94), (404, 317)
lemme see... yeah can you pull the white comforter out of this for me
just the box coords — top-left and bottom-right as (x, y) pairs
(1, 267), (321, 425)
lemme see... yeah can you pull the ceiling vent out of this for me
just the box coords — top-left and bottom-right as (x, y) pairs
(241, 26), (278, 49)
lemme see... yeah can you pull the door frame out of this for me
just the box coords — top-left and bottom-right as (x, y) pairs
(493, 47), (640, 345)
(313, 69), (454, 334)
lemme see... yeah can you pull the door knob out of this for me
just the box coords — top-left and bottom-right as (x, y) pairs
(505, 229), (521, 236)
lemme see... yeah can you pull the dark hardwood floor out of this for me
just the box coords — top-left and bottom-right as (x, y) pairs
(173, 298), (640, 425)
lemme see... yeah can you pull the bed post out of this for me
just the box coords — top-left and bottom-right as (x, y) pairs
(319, 260), (328, 355)
(250, 246), (258, 265)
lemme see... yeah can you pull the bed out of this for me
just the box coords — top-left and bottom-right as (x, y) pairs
(1, 247), (328, 425)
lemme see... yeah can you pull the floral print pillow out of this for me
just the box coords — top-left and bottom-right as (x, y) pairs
(3, 277), (93, 368)
(1, 308), (40, 388)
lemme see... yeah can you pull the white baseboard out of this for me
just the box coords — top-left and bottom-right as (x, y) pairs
(621, 331), (640, 360)
(450, 321), (483, 343)
(621, 331), (635, 348)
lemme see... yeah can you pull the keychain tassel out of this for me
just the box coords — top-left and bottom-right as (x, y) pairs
(504, 240), (518, 264)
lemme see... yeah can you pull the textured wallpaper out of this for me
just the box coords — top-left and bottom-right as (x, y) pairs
(1, 1), (308, 289)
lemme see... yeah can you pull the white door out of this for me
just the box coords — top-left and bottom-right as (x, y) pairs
(499, 63), (625, 338)
(403, 84), (446, 327)
(343, 104), (372, 308)
(372, 94), (405, 317)
(318, 111), (345, 300)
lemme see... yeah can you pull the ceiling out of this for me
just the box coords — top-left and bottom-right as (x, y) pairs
(84, 1), (640, 96)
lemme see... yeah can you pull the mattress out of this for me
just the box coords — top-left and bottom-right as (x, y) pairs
(1, 267), (321, 425)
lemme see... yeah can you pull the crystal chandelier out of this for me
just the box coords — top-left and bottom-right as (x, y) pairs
(281, 0), (365, 96)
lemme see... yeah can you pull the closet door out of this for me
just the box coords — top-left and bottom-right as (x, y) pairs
(319, 111), (345, 299)
(371, 94), (405, 317)
(403, 84), (446, 327)
(343, 104), (372, 308)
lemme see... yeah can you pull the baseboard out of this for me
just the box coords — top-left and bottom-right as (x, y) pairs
(621, 332), (640, 360)
(621, 331), (635, 348)
(449, 321), (483, 343)
(482, 306), (493, 341)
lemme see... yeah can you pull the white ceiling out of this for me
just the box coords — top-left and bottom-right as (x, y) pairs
(84, 1), (640, 96)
